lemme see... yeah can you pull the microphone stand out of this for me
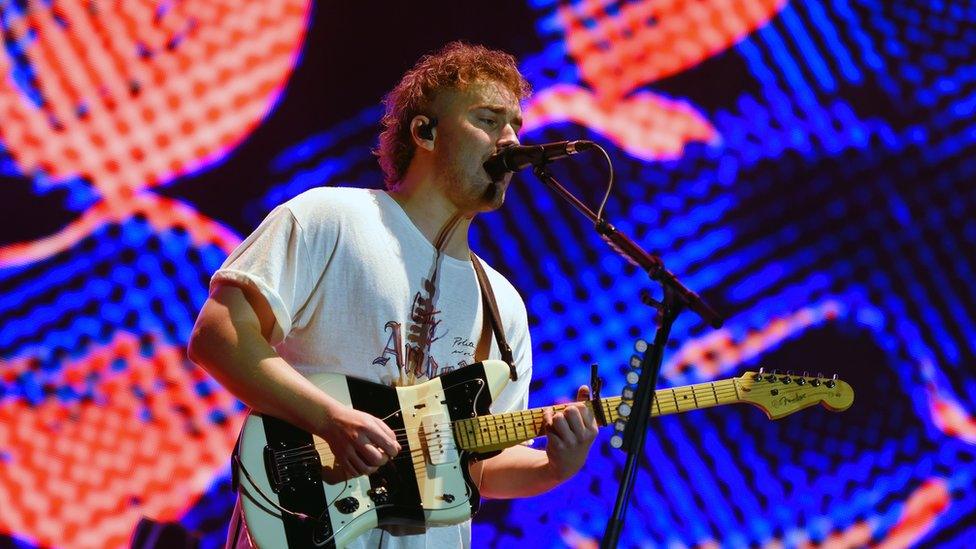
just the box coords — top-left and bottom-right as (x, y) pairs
(530, 165), (723, 549)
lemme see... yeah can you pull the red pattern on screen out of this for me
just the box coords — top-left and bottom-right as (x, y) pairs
(0, 2), (310, 547)
(0, 1), (308, 206)
(557, 0), (786, 102)
(928, 383), (976, 444)
(0, 192), (241, 267)
(523, 0), (785, 160)
(0, 334), (244, 548)
(523, 84), (718, 160)
(662, 300), (843, 380)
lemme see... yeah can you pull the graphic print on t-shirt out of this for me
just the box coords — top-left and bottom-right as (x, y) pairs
(372, 273), (474, 386)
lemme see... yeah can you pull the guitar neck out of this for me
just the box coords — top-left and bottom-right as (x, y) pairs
(453, 377), (744, 454)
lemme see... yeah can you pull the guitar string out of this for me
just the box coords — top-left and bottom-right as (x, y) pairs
(272, 379), (837, 470)
(273, 378), (750, 459)
(270, 380), (771, 466)
(270, 380), (804, 467)
(272, 386), (723, 465)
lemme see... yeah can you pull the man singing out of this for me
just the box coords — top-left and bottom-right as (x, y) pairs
(189, 41), (598, 548)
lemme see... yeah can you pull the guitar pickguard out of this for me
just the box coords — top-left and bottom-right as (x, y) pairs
(236, 361), (510, 548)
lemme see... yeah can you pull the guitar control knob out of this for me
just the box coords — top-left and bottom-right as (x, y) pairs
(440, 493), (456, 503)
(335, 496), (360, 514)
(368, 487), (391, 505)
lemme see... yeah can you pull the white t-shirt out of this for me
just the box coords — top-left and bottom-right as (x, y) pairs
(212, 187), (533, 548)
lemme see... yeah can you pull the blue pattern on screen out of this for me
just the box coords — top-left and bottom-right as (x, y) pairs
(1, 0), (974, 547)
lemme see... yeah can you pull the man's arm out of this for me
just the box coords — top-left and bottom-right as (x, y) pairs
(475, 386), (600, 499)
(188, 282), (400, 475)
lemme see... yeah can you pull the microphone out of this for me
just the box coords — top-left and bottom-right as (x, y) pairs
(483, 140), (595, 181)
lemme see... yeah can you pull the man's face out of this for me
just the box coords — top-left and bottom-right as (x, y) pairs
(429, 79), (523, 213)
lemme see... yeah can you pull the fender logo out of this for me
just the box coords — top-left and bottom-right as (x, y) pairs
(773, 392), (808, 408)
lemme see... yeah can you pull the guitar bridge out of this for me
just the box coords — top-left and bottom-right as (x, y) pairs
(264, 443), (321, 493)
(420, 414), (459, 466)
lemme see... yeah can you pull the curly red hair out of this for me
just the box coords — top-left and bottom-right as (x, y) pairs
(376, 41), (531, 187)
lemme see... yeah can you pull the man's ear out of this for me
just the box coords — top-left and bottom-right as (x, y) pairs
(411, 115), (437, 151)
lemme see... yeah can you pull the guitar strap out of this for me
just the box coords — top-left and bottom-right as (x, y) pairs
(470, 252), (518, 381)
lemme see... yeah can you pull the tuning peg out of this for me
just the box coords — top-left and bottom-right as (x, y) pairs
(826, 373), (837, 389)
(634, 339), (648, 353)
(754, 367), (764, 381)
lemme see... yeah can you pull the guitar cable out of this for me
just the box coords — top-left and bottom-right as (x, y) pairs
(232, 375), (491, 543)
(234, 450), (403, 545)
(233, 452), (314, 522)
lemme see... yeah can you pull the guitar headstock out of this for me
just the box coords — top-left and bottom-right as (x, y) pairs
(734, 369), (854, 419)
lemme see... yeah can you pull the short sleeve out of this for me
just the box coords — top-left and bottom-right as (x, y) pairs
(211, 206), (314, 346)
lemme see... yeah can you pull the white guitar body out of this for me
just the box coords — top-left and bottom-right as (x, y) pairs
(233, 359), (855, 548)
(234, 360), (513, 548)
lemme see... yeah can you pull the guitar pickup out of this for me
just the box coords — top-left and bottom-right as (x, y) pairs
(420, 413), (459, 466)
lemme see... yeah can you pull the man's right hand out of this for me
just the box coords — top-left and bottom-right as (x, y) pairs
(190, 283), (402, 477)
(318, 404), (401, 477)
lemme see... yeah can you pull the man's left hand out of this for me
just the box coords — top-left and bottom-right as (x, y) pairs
(542, 385), (600, 482)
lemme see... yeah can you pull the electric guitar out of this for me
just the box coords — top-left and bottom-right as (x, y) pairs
(233, 360), (854, 548)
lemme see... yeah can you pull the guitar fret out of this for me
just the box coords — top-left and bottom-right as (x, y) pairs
(518, 409), (531, 440)
(478, 416), (489, 447)
(488, 413), (500, 444)
(451, 374), (771, 453)
(493, 413), (503, 444)
(455, 419), (467, 450)
(463, 419), (471, 449)
(696, 384), (709, 407)
(498, 413), (508, 444)
(467, 418), (477, 448)
(502, 411), (514, 444)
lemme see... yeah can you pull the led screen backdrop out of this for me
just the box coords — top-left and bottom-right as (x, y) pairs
(1, 1), (974, 547)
